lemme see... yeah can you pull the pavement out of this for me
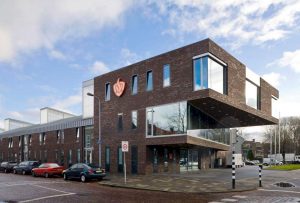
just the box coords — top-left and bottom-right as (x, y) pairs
(99, 166), (300, 194)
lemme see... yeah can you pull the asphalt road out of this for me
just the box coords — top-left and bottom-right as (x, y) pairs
(0, 172), (212, 203)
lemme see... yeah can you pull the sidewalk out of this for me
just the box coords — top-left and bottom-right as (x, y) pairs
(99, 169), (259, 193)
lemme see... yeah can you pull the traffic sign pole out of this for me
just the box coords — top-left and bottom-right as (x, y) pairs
(121, 141), (128, 184)
(124, 152), (126, 184)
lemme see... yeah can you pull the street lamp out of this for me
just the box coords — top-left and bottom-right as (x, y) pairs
(87, 92), (102, 168)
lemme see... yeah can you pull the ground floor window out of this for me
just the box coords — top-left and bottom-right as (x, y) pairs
(118, 147), (123, 173)
(105, 147), (110, 172)
(77, 149), (80, 163)
(68, 149), (72, 167)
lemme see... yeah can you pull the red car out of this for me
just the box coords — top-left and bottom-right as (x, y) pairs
(32, 163), (64, 178)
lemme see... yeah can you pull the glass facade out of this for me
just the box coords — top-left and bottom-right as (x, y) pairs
(105, 83), (110, 101)
(132, 75), (138, 94)
(193, 56), (226, 94)
(272, 97), (279, 118)
(245, 80), (259, 109)
(146, 101), (230, 145)
(163, 64), (170, 87)
(146, 71), (153, 91)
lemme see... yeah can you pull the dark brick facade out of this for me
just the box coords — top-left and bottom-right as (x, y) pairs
(93, 38), (278, 175)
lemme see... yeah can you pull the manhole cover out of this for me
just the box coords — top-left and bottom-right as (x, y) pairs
(274, 182), (295, 187)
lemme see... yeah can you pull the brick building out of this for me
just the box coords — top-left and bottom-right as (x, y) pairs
(242, 139), (264, 161)
(0, 38), (278, 174)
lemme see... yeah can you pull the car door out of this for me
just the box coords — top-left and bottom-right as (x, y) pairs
(74, 164), (84, 178)
(68, 164), (78, 178)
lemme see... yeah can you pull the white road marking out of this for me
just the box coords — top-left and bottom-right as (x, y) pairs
(19, 193), (76, 203)
(232, 195), (247, 199)
(259, 189), (300, 194)
(32, 184), (71, 194)
(221, 198), (238, 202)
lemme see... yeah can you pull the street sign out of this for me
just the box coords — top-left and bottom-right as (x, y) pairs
(122, 141), (129, 152)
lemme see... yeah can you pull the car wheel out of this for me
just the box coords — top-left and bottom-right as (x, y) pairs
(63, 173), (68, 180)
(22, 170), (26, 175)
(32, 171), (36, 177)
(13, 169), (17, 174)
(80, 175), (86, 182)
(44, 173), (49, 178)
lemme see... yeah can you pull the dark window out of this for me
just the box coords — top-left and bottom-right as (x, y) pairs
(132, 75), (138, 95)
(146, 71), (153, 91)
(105, 147), (110, 172)
(105, 83), (111, 101)
(118, 113), (123, 132)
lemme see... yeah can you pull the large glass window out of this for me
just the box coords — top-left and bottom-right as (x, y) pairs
(146, 71), (153, 91)
(132, 110), (137, 129)
(105, 147), (110, 172)
(163, 64), (170, 87)
(105, 83), (111, 101)
(245, 80), (259, 109)
(132, 75), (138, 94)
(147, 101), (187, 136)
(193, 56), (226, 94)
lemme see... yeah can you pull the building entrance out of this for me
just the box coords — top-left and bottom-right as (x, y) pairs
(180, 149), (199, 172)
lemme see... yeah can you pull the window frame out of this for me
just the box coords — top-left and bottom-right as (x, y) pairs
(131, 110), (138, 129)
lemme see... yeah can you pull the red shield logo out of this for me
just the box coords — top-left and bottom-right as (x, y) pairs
(113, 78), (126, 97)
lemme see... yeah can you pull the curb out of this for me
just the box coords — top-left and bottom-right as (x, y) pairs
(98, 182), (258, 194)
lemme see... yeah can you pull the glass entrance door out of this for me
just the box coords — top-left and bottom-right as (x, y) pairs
(180, 148), (199, 172)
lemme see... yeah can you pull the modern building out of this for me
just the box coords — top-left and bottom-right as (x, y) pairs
(0, 38), (278, 174)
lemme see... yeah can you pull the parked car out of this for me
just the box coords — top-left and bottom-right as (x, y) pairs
(62, 163), (106, 182)
(0, 161), (18, 173)
(245, 161), (255, 165)
(13, 161), (40, 175)
(32, 163), (64, 178)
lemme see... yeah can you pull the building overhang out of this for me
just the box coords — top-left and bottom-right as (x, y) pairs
(146, 135), (229, 151)
(188, 89), (278, 127)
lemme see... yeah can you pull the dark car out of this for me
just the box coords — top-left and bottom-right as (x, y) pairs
(63, 163), (106, 182)
(0, 161), (18, 173)
(13, 161), (40, 175)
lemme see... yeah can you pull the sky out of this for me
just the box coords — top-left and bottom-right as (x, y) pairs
(0, 0), (300, 138)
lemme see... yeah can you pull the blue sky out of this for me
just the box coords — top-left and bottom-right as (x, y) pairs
(0, 0), (300, 133)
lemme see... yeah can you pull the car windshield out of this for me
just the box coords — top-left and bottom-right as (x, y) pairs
(48, 163), (59, 168)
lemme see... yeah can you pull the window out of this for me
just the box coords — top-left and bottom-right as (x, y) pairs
(163, 64), (170, 87)
(43, 133), (46, 145)
(39, 133), (43, 145)
(193, 55), (226, 94)
(132, 75), (138, 95)
(76, 128), (80, 142)
(147, 102), (187, 136)
(68, 149), (72, 165)
(8, 138), (13, 148)
(29, 135), (32, 146)
(245, 80), (259, 109)
(118, 113), (123, 132)
(105, 147), (110, 172)
(19, 136), (21, 147)
(131, 110), (137, 129)
(146, 71), (153, 91)
(77, 149), (81, 163)
(57, 130), (60, 144)
(44, 150), (47, 162)
(61, 130), (64, 144)
(117, 146), (123, 173)
(105, 83), (111, 101)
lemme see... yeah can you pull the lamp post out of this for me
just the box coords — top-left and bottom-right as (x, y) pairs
(87, 92), (101, 168)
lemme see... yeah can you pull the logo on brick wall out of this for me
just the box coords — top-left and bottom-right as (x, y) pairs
(113, 78), (126, 97)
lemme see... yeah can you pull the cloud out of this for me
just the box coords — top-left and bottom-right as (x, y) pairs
(6, 108), (40, 124)
(0, 0), (134, 62)
(48, 49), (67, 60)
(52, 92), (82, 114)
(270, 49), (300, 73)
(89, 61), (110, 75)
(147, 0), (300, 48)
(121, 48), (140, 66)
(262, 72), (284, 88)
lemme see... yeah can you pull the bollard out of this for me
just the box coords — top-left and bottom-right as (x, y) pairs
(232, 150), (235, 189)
(259, 164), (262, 187)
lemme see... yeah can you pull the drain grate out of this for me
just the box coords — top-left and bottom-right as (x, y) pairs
(274, 182), (295, 187)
